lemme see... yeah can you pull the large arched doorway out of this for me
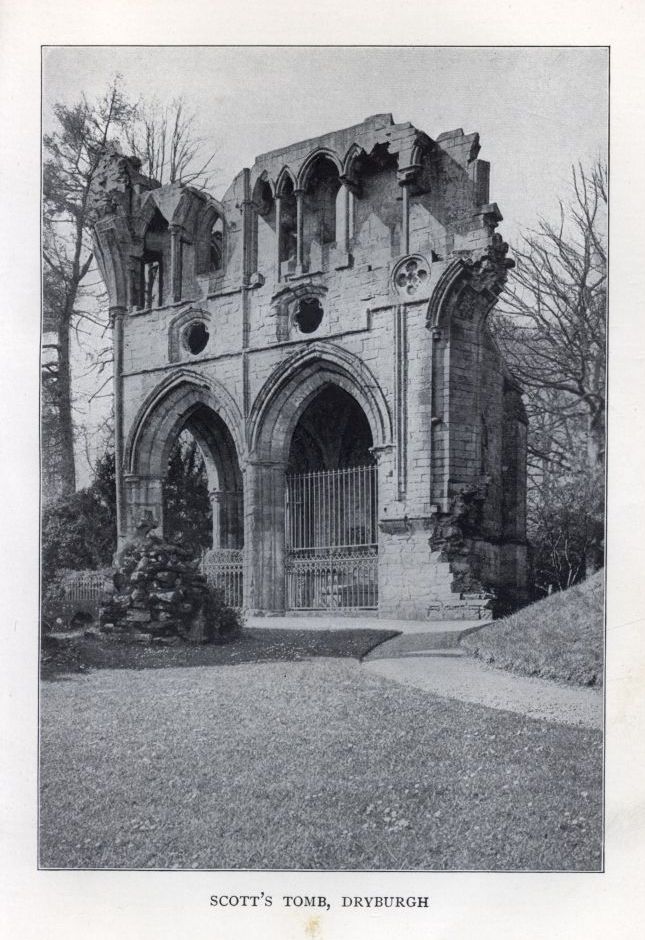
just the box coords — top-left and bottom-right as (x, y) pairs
(284, 385), (378, 610)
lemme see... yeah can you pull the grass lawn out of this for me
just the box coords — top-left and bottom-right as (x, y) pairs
(461, 571), (604, 687)
(40, 655), (602, 871)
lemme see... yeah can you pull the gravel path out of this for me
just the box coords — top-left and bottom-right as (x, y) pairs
(363, 651), (603, 729)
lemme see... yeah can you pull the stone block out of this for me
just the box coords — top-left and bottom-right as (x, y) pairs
(126, 609), (151, 623)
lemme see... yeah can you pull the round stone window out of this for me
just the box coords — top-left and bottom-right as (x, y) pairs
(294, 297), (323, 334)
(184, 321), (209, 355)
(392, 255), (431, 297)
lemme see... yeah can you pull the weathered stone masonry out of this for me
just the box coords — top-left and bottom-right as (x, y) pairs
(90, 113), (528, 619)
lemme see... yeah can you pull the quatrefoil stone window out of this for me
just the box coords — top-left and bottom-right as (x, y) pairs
(393, 255), (430, 297)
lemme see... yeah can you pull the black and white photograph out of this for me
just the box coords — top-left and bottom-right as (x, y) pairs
(5, 0), (645, 932)
(36, 44), (609, 874)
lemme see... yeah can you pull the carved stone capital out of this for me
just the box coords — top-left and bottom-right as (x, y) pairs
(368, 443), (395, 464)
(108, 305), (126, 327)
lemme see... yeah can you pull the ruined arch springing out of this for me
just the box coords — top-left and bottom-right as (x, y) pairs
(342, 142), (366, 185)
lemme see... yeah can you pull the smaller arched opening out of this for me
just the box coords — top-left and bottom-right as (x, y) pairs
(352, 143), (400, 254)
(162, 404), (244, 606)
(141, 208), (169, 307)
(277, 173), (297, 269)
(192, 199), (228, 281)
(162, 409), (243, 549)
(252, 176), (276, 273)
(127, 379), (246, 606)
(302, 154), (342, 269)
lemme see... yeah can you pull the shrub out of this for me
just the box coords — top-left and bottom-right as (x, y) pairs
(42, 452), (117, 584)
(41, 576), (68, 633)
(202, 586), (244, 641)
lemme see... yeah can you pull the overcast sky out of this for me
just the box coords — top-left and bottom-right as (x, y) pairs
(43, 46), (608, 243)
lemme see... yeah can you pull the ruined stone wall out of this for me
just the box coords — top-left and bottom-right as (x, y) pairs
(92, 115), (528, 618)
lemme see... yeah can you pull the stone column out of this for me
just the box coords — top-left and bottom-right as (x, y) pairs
(129, 256), (142, 311)
(241, 167), (254, 284)
(397, 167), (416, 256)
(209, 489), (223, 549)
(169, 224), (183, 302)
(339, 179), (352, 252)
(295, 188), (305, 273)
(401, 184), (410, 255)
(243, 458), (287, 612)
(275, 195), (282, 280)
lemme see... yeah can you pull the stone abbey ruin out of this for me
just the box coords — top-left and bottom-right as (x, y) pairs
(90, 113), (527, 620)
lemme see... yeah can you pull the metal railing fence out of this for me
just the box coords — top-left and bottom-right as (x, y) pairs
(200, 548), (244, 609)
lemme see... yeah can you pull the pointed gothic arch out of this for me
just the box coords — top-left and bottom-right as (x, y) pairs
(248, 342), (392, 464)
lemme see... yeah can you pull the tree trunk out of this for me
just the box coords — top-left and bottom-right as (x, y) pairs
(56, 322), (76, 495)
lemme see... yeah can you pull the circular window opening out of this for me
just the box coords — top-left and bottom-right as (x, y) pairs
(295, 297), (324, 334)
(185, 322), (209, 355)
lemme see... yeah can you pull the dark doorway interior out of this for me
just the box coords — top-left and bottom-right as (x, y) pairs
(287, 384), (374, 473)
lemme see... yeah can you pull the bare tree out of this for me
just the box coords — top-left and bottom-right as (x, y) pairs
(492, 161), (607, 589)
(42, 78), (135, 496)
(124, 96), (217, 187)
(43, 86), (218, 497)
(496, 161), (607, 465)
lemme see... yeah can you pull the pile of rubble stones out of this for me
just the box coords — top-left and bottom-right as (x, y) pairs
(98, 532), (239, 644)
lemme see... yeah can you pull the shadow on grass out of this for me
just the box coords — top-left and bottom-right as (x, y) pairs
(40, 628), (400, 681)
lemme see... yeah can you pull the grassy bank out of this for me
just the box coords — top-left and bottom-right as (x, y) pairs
(461, 571), (604, 687)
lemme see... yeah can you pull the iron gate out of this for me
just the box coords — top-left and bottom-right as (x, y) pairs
(285, 464), (378, 610)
